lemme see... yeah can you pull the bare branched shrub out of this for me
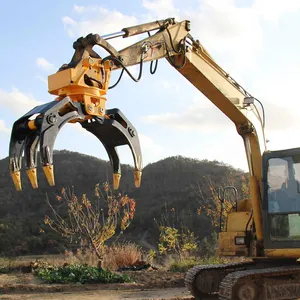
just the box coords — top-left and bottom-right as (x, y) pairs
(44, 183), (136, 267)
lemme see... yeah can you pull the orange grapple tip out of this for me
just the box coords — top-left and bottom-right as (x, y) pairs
(42, 165), (55, 186)
(26, 168), (38, 189)
(113, 173), (121, 190)
(11, 171), (22, 191)
(134, 170), (142, 188)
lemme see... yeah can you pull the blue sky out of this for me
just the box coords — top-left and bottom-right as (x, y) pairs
(1, 0), (300, 173)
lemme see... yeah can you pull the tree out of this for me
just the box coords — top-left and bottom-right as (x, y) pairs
(157, 225), (197, 259)
(44, 182), (135, 268)
(192, 174), (250, 232)
(155, 204), (198, 259)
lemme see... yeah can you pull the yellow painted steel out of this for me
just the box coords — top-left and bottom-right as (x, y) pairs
(113, 173), (121, 190)
(218, 232), (248, 257)
(42, 165), (55, 186)
(48, 58), (111, 117)
(10, 170), (22, 192)
(227, 212), (252, 232)
(264, 249), (300, 259)
(134, 170), (142, 188)
(27, 120), (37, 130)
(237, 198), (252, 211)
(26, 168), (38, 189)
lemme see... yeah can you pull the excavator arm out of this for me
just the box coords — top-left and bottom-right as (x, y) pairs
(9, 18), (264, 242)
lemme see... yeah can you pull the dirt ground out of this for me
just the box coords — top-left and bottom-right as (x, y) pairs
(0, 287), (193, 300)
(0, 269), (196, 300)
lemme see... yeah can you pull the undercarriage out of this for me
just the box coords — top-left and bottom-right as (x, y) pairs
(184, 259), (300, 300)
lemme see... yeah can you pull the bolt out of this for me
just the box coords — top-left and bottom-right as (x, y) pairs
(87, 105), (93, 112)
(46, 113), (57, 125)
(141, 42), (149, 54)
(128, 127), (135, 137)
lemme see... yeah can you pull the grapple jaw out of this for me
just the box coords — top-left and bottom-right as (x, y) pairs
(9, 97), (84, 190)
(9, 97), (142, 191)
(80, 108), (142, 189)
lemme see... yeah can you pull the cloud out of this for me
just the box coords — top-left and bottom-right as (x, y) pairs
(114, 132), (164, 167)
(0, 87), (43, 117)
(36, 57), (57, 73)
(59, 1), (298, 75)
(142, 0), (180, 19)
(65, 122), (94, 137)
(0, 120), (9, 134)
(141, 87), (300, 157)
(252, 0), (300, 21)
(36, 76), (48, 85)
(60, 1), (300, 70)
(143, 0), (300, 70)
(62, 6), (139, 51)
(0, 120), (9, 160)
(139, 133), (163, 155)
(142, 93), (233, 133)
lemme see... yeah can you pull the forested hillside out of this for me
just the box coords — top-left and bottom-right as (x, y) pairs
(0, 150), (247, 256)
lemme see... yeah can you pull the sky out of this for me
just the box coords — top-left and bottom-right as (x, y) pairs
(1, 0), (300, 173)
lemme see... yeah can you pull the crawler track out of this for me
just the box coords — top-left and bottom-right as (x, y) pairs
(219, 265), (300, 300)
(184, 261), (254, 298)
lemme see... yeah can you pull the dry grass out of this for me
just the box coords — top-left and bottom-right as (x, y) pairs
(103, 242), (142, 270)
(62, 242), (143, 271)
(43, 243), (142, 271)
(0, 242), (144, 272)
(64, 249), (99, 267)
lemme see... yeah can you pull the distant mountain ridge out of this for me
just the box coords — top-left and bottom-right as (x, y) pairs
(0, 150), (246, 256)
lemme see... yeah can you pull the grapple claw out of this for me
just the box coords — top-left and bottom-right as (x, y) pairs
(24, 132), (40, 189)
(9, 117), (29, 191)
(26, 168), (38, 189)
(11, 171), (22, 191)
(9, 97), (85, 189)
(81, 108), (143, 189)
(113, 173), (121, 190)
(134, 170), (142, 188)
(42, 165), (55, 186)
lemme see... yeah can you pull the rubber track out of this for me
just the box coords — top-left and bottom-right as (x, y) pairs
(218, 265), (300, 300)
(184, 261), (254, 298)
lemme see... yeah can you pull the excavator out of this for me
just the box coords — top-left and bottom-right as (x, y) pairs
(8, 18), (300, 299)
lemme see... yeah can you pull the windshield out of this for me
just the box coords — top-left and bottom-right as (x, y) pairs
(267, 156), (300, 213)
(267, 156), (300, 240)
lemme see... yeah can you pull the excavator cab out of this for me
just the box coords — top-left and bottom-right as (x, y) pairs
(262, 147), (300, 257)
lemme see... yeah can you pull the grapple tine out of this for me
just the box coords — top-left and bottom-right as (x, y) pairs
(24, 132), (40, 189)
(38, 97), (84, 186)
(9, 125), (26, 191)
(106, 109), (143, 188)
(9, 97), (85, 190)
(103, 145), (121, 190)
(81, 108), (143, 189)
(9, 110), (41, 191)
(8, 101), (60, 190)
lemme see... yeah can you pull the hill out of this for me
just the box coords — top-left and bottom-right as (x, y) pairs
(0, 150), (246, 256)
